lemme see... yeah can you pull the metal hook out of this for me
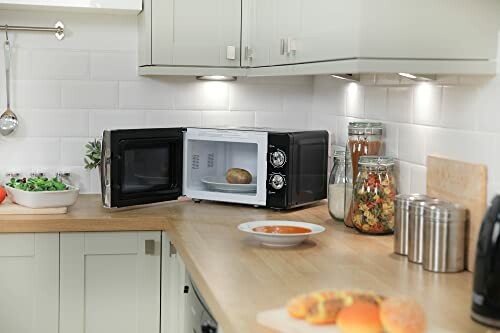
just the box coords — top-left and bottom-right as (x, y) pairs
(4, 25), (8, 41)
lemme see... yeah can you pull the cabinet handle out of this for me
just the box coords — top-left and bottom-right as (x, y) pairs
(226, 45), (236, 60)
(280, 38), (286, 55)
(169, 241), (177, 257)
(287, 37), (297, 56)
(145, 239), (155, 255)
(244, 46), (253, 60)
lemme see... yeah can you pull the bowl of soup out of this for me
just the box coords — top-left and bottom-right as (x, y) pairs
(238, 220), (325, 247)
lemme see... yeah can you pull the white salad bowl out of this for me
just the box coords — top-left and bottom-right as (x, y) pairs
(238, 220), (325, 247)
(6, 185), (80, 209)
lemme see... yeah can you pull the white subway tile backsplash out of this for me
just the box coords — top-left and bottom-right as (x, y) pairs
(387, 87), (412, 123)
(89, 109), (146, 137)
(201, 111), (255, 127)
(174, 80), (229, 110)
(345, 83), (364, 118)
(229, 83), (283, 112)
(90, 52), (138, 81)
(410, 165), (427, 194)
(476, 79), (500, 133)
(384, 123), (399, 158)
(255, 111), (309, 129)
(0, 138), (61, 168)
(441, 86), (478, 130)
(20, 109), (89, 137)
(364, 87), (387, 120)
(119, 79), (174, 110)
(413, 83), (441, 126)
(62, 81), (118, 109)
(397, 161), (411, 194)
(145, 110), (202, 128)
(283, 84), (313, 114)
(31, 50), (89, 80)
(398, 124), (426, 165)
(13, 80), (62, 109)
(61, 138), (90, 166)
(312, 76), (345, 116)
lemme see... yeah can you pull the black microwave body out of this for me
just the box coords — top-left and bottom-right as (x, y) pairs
(102, 127), (328, 210)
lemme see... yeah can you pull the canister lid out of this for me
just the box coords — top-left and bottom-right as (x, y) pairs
(348, 122), (384, 135)
(333, 149), (351, 161)
(358, 155), (394, 167)
(423, 201), (467, 223)
(395, 194), (430, 209)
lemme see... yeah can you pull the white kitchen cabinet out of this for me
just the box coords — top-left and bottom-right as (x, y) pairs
(139, 0), (241, 69)
(0, 233), (59, 333)
(59, 232), (161, 333)
(161, 232), (187, 333)
(0, 0), (141, 13)
(243, 0), (499, 75)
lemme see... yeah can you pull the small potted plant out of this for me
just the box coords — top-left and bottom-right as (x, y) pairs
(84, 139), (102, 185)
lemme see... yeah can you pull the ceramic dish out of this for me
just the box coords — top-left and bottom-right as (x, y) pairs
(6, 185), (80, 209)
(201, 176), (257, 193)
(238, 220), (325, 247)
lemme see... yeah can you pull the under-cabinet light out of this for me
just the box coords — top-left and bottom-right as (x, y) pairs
(196, 75), (237, 81)
(330, 74), (360, 82)
(398, 73), (435, 81)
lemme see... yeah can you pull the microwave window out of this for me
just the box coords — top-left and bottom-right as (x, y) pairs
(121, 146), (172, 194)
(295, 139), (327, 200)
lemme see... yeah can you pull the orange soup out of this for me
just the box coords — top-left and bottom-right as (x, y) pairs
(252, 225), (312, 234)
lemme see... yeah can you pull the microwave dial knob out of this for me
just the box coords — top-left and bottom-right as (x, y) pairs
(270, 150), (286, 168)
(270, 174), (285, 190)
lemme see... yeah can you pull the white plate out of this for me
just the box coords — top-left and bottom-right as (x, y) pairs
(238, 220), (325, 247)
(6, 185), (80, 209)
(201, 176), (257, 193)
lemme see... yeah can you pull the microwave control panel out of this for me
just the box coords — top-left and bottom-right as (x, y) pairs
(266, 133), (290, 209)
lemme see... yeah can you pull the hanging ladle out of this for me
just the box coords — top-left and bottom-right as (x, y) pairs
(0, 26), (18, 136)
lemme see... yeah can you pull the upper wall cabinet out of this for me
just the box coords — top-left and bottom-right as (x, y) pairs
(244, 0), (499, 75)
(139, 0), (242, 74)
(0, 0), (141, 13)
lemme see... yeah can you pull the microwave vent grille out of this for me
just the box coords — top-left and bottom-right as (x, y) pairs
(191, 154), (200, 170)
(207, 153), (215, 168)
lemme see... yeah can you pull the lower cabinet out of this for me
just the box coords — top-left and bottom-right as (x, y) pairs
(0, 233), (59, 333)
(59, 232), (162, 333)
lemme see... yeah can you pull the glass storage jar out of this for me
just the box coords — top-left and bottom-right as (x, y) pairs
(345, 122), (384, 227)
(328, 150), (352, 221)
(352, 156), (397, 235)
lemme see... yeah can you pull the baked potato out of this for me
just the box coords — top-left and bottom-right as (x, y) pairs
(225, 168), (252, 184)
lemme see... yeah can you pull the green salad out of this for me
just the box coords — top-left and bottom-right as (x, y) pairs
(7, 177), (69, 192)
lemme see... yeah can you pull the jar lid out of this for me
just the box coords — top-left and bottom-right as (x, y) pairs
(333, 150), (351, 160)
(348, 122), (384, 135)
(358, 155), (394, 167)
(423, 201), (467, 223)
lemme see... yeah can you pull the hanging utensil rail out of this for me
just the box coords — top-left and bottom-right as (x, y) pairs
(0, 21), (65, 40)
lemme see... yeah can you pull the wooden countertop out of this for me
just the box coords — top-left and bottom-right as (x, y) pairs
(0, 195), (485, 332)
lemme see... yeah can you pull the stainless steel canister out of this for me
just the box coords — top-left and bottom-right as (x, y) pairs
(408, 198), (442, 264)
(423, 202), (467, 273)
(394, 194), (429, 256)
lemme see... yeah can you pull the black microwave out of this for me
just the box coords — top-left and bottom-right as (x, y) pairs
(101, 127), (329, 210)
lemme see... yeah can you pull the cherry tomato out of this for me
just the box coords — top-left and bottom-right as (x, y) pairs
(0, 186), (6, 204)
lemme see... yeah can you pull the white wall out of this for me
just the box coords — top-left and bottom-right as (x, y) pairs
(0, 10), (312, 193)
(310, 73), (500, 203)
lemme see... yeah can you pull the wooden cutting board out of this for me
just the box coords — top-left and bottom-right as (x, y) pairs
(0, 200), (67, 214)
(257, 308), (453, 333)
(426, 155), (487, 272)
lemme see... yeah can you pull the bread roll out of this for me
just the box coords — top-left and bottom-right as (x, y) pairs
(304, 291), (353, 325)
(337, 301), (383, 333)
(286, 294), (317, 319)
(379, 298), (426, 333)
(225, 168), (252, 184)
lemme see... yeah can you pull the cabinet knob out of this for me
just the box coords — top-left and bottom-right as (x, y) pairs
(244, 46), (253, 60)
(169, 241), (177, 257)
(226, 45), (236, 60)
(145, 239), (155, 255)
(287, 37), (297, 56)
(280, 38), (286, 55)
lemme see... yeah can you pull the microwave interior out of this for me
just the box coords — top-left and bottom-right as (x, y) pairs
(184, 139), (259, 197)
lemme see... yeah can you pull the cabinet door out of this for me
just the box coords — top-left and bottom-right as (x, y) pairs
(0, 233), (59, 333)
(270, 0), (301, 65)
(242, 0), (275, 67)
(152, 0), (241, 67)
(60, 232), (161, 333)
(161, 232), (186, 333)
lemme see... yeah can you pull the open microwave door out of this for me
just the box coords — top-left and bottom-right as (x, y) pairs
(102, 128), (184, 208)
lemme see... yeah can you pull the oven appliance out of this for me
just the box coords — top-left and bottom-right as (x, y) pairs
(101, 127), (328, 209)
